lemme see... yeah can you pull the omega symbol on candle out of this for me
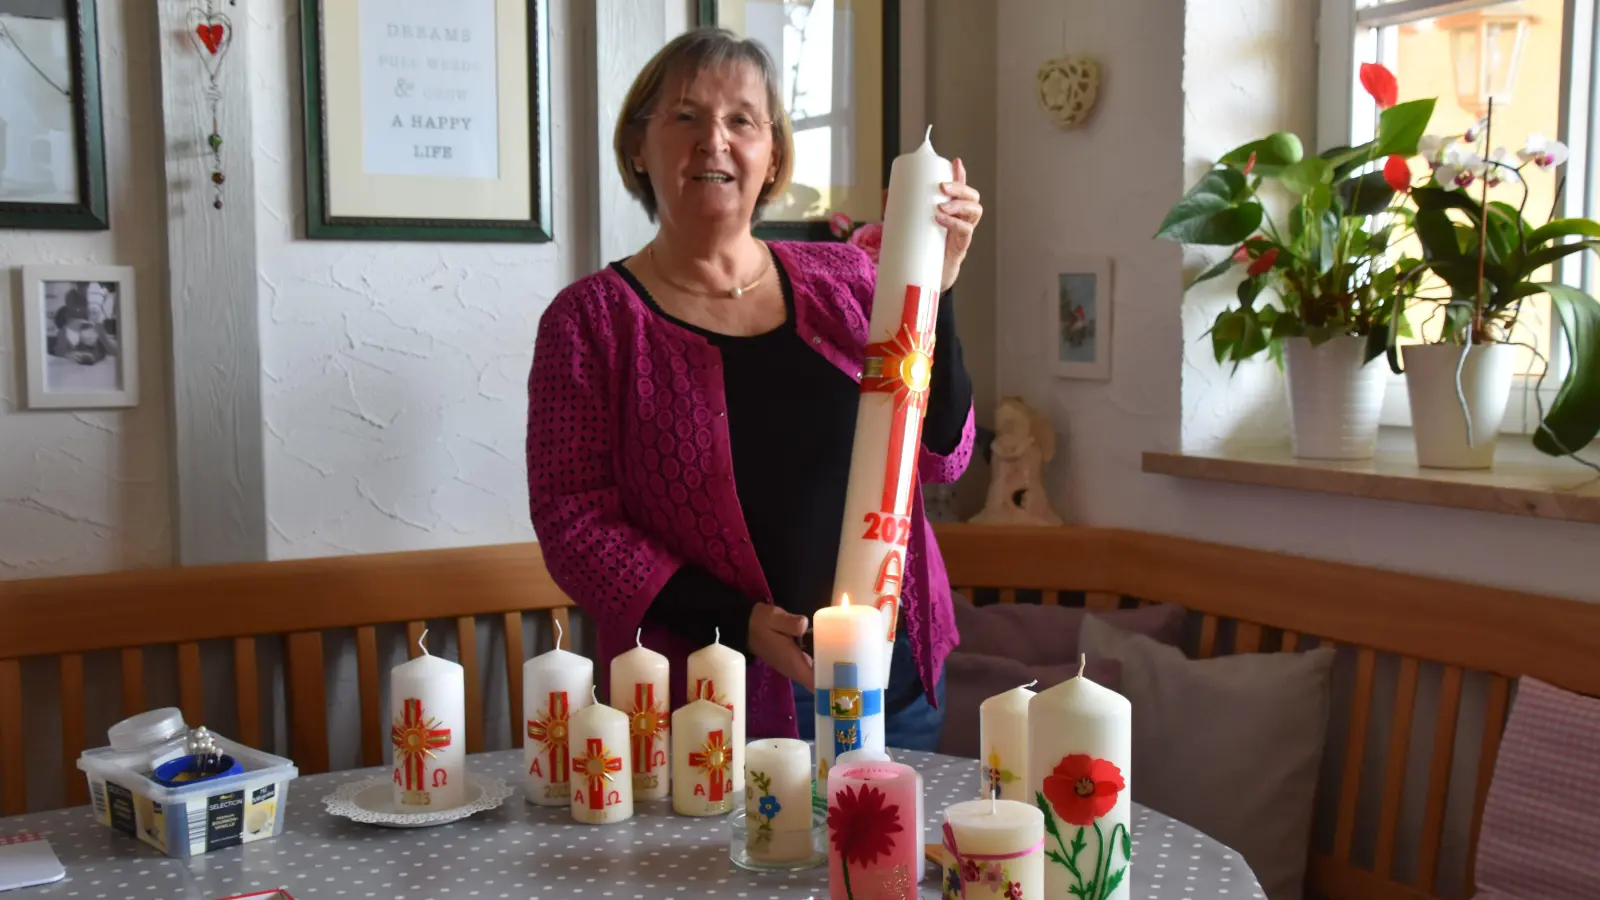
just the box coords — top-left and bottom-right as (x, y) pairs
(391, 697), (452, 806)
(572, 737), (623, 810)
(689, 729), (733, 801)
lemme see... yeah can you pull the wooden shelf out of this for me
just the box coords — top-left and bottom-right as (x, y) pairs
(1143, 429), (1600, 525)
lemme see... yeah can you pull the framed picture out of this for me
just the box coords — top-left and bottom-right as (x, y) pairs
(1051, 255), (1112, 380)
(697, 0), (899, 241)
(299, 0), (553, 242)
(0, 0), (109, 230)
(18, 264), (137, 408)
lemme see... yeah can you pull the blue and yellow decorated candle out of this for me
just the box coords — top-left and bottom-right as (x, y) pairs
(812, 596), (888, 792)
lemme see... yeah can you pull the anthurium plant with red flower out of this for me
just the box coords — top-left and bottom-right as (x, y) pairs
(1155, 63), (1435, 367)
(1037, 755), (1129, 900)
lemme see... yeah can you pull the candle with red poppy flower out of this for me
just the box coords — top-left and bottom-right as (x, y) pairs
(568, 694), (632, 825)
(687, 630), (746, 792)
(827, 761), (922, 900)
(671, 699), (735, 816)
(610, 631), (670, 800)
(942, 799), (1044, 899)
(1028, 656), (1131, 900)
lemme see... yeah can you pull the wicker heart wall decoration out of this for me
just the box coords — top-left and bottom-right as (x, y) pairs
(1036, 56), (1100, 129)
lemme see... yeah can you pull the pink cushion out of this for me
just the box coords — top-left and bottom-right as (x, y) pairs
(937, 652), (1121, 758)
(950, 593), (1186, 666)
(1472, 677), (1600, 900)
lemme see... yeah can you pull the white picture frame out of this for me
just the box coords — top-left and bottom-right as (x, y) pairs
(1049, 254), (1112, 380)
(19, 263), (138, 408)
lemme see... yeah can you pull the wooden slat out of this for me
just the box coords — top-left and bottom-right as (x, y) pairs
(1281, 630), (1300, 652)
(457, 616), (483, 754)
(1086, 591), (1119, 611)
(1416, 665), (1464, 892)
(1374, 656), (1421, 877)
(1333, 647), (1379, 861)
(285, 631), (330, 776)
(1308, 853), (1438, 900)
(406, 621), (426, 659)
(356, 626), (383, 767)
(1042, 590), (1061, 606)
(177, 642), (204, 726)
(1466, 675), (1511, 897)
(233, 637), (260, 749)
(0, 660), (24, 816)
(1197, 615), (1219, 658)
(120, 648), (144, 716)
(1235, 621), (1262, 653)
(998, 588), (1016, 605)
(59, 655), (88, 806)
(504, 612), (526, 749)
(551, 607), (572, 650)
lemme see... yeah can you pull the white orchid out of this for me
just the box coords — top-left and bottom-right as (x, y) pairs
(1435, 145), (1484, 191)
(1481, 147), (1521, 187)
(1418, 134), (1455, 169)
(1463, 118), (1489, 143)
(1517, 133), (1570, 170)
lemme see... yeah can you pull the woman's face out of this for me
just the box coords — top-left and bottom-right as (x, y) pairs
(635, 61), (777, 231)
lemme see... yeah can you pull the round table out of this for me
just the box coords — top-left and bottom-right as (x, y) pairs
(9, 748), (1262, 898)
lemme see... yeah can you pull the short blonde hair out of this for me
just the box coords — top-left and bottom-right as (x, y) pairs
(613, 28), (795, 222)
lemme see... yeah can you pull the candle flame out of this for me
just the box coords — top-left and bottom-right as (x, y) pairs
(841, 593), (851, 608)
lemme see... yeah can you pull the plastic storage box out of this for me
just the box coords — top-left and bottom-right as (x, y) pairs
(76, 733), (298, 858)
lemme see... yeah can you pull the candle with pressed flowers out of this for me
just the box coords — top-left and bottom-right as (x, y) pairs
(686, 628), (746, 792)
(979, 680), (1036, 803)
(390, 632), (465, 810)
(1028, 655), (1131, 900)
(826, 760), (922, 900)
(942, 799), (1044, 900)
(522, 620), (593, 806)
(671, 699), (735, 816)
(609, 630), (670, 800)
(568, 690), (632, 825)
(745, 737), (812, 861)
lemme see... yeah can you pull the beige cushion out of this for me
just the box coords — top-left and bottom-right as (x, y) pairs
(1079, 615), (1335, 900)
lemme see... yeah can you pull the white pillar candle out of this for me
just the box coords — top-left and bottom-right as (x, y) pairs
(686, 629), (746, 792)
(522, 620), (593, 807)
(389, 631), (466, 810)
(1028, 655), (1132, 900)
(830, 127), (954, 683)
(942, 799), (1045, 899)
(825, 760), (923, 900)
(812, 597), (887, 796)
(568, 690), (632, 825)
(980, 680), (1036, 803)
(609, 630), (670, 800)
(671, 699), (735, 817)
(746, 738), (813, 862)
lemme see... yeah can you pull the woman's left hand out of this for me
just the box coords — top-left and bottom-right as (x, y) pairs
(936, 157), (983, 293)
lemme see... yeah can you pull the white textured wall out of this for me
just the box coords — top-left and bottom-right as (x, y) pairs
(251, 0), (586, 559)
(0, 1), (172, 579)
(994, 0), (1600, 602)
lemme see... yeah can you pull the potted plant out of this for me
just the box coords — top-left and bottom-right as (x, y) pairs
(1155, 64), (1433, 460)
(1381, 113), (1600, 469)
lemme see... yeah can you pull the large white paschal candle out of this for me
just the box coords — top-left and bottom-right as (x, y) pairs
(390, 630), (466, 810)
(568, 688), (632, 825)
(686, 628), (746, 792)
(830, 126), (954, 684)
(671, 699), (736, 816)
(1028, 655), (1132, 900)
(813, 595), (887, 804)
(942, 799), (1045, 899)
(609, 629), (670, 800)
(980, 680), (1036, 803)
(522, 618), (593, 806)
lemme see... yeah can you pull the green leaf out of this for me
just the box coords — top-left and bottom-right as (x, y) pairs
(1156, 170), (1263, 245)
(1037, 791), (1061, 839)
(1211, 310), (1245, 364)
(1237, 306), (1270, 362)
(1238, 277), (1263, 309)
(1533, 283), (1600, 456)
(1219, 132), (1305, 174)
(1277, 157), (1334, 197)
(1321, 141), (1378, 179)
(1368, 288), (1407, 371)
(1047, 849), (1071, 868)
(1523, 240), (1600, 274)
(1527, 218), (1600, 246)
(1337, 171), (1398, 217)
(1190, 252), (1239, 288)
(1410, 185), (1484, 218)
(1314, 210), (1339, 275)
(1414, 210), (1465, 263)
(1121, 828), (1132, 860)
(1070, 826), (1086, 856)
(1100, 866), (1128, 900)
(1374, 98), (1436, 156)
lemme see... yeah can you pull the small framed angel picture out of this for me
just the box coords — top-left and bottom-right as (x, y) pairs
(1050, 254), (1112, 380)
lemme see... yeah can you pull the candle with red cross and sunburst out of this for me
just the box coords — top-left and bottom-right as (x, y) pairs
(568, 693), (632, 825)
(671, 698), (735, 817)
(831, 128), (954, 683)
(390, 636), (466, 810)
(686, 630), (745, 793)
(522, 628), (593, 807)
(610, 631), (670, 800)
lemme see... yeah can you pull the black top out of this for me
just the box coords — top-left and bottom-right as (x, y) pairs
(614, 250), (972, 655)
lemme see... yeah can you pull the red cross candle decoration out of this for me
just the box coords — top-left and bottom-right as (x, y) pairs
(686, 628), (745, 792)
(568, 690), (632, 825)
(389, 632), (465, 809)
(672, 699), (735, 816)
(610, 629), (670, 799)
(522, 620), (593, 806)
(830, 128), (954, 684)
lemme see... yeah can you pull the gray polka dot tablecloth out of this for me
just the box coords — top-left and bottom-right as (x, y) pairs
(4, 749), (1262, 899)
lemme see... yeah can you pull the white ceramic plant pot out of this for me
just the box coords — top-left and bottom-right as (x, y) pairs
(1283, 336), (1388, 460)
(1403, 342), (1518, 469)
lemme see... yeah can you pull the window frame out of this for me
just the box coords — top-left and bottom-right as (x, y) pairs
(1316, 0), (1597, 433)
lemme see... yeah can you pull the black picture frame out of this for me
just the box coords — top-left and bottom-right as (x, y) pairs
(299, 0), (554, 243)
(696, 0), (900, 242)
(0, 0), (110, 230)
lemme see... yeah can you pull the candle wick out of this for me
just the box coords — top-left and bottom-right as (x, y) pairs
(1023, 679), (1038, 691)
(714, 626), (721, 646)
(417, 628), (430, 657)
(555, 618), (565, 650)
(924, 124), (932, 144)
(635, 627), (642, 649)
(591, 685), (599, 706)
(1077, 652), (1087, 679)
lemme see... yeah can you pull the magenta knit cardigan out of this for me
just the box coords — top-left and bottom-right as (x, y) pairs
(525, 240), (974, 739)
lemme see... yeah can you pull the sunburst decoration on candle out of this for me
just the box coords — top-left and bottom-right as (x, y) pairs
(687, 729), (731, 802)
(527, 691), (571, 782)
(861, 286), (938, 517)
(573, 737), (622, 811)
(628, 682), (667, 777)
(391, 698), (452, 793)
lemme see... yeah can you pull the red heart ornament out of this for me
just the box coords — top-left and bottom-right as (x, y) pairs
(196, 23), (225, 55)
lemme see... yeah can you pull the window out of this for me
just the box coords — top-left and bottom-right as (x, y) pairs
(1317, 0), (1598, 431)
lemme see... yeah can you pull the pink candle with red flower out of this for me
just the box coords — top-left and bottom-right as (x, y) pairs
(1027, 655), (1131, 900)
(826, 760), (922, 900)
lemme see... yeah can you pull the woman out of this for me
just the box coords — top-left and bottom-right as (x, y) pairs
(526, 29), (983, 749)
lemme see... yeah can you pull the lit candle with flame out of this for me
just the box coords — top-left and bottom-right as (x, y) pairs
(811, 594), (887, 812)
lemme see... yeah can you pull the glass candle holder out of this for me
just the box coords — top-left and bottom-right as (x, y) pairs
(727, 808), (827, 872)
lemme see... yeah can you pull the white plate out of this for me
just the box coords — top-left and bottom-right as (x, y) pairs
(322, 772), (513, 828)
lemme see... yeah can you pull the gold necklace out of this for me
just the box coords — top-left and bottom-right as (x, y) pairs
(647, 242), (770, 299)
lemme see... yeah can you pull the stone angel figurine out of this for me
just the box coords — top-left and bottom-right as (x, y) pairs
(969, 397), (1065, 526)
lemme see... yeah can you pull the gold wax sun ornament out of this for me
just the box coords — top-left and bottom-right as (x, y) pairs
(573, 738), (622, 811)
(391, 698), (452, 805)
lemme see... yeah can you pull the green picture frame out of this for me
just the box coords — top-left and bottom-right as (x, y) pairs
(0, 0), (110, 231)
(696, 0), (900, 242)
(299, 0), (554, 243)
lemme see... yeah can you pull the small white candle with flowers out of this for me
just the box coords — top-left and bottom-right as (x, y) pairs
(745, 737), (812, 862)
(979, 680), (1035, 802)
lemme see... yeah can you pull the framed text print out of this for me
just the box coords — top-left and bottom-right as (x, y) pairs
(299, 0), (553, 242)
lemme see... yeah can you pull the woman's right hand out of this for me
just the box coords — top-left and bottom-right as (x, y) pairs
(748, 603), (813, 692)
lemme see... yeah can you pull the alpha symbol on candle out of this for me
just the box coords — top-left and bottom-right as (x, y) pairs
(861, 284), (938, 518)
(628, 683), (668, 776)
(526, 691), (571, 782)
(820, 661), (884, 755)
(874, 550), (905, 642)
(572, 737), (623, 811)
(391, 697), (452, 793)
(688, 728), (732, 802)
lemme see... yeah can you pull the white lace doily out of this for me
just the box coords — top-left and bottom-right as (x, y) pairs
(322, 772), (514, 828)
